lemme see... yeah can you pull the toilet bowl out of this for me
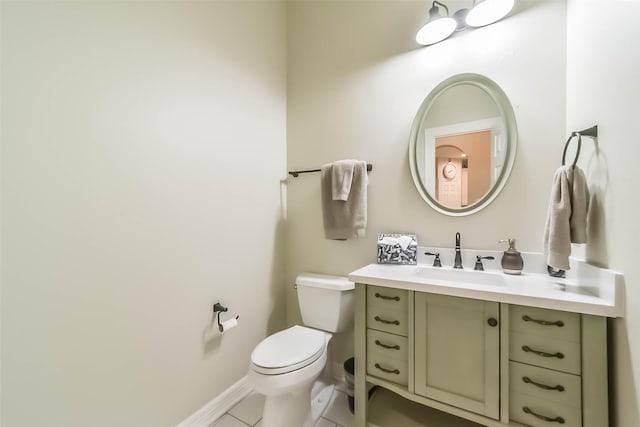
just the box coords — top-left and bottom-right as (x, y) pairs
(249, 326), (331, 427)
(248, 273), (355, 427)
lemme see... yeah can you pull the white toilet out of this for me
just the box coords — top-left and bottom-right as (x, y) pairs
(248, 273), (355, 427)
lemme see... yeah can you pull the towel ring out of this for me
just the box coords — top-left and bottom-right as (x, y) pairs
(562, 125), (598, 168)
(562, 133), (582, 168)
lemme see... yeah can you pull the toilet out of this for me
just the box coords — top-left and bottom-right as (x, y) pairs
(248, 273), (355, 427)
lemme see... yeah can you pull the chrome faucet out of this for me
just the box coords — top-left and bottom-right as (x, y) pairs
(454, 232), (463, 269)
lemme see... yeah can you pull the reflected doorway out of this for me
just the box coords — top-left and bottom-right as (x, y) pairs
(435, 129), (492, 208)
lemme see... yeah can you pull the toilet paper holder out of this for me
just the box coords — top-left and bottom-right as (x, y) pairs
(213, 302), (239, 332)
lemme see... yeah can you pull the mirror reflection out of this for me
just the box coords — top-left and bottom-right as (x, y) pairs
(409, 74), (517, 216)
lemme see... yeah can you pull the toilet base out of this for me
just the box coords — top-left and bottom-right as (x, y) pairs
(261, 387), (313, 427)
(260, 381), (334, 427)
(311, 382), (335, 421)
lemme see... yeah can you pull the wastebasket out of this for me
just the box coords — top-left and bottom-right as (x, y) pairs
(343, 357), (355, 413)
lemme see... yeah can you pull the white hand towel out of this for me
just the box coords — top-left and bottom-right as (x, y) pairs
(543, 165), (590, 270)
(331, 160), (356, 201)
(321, 160), (368, 240)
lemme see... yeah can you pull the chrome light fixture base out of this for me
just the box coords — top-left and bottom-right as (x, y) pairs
(453, 8), (470, 32)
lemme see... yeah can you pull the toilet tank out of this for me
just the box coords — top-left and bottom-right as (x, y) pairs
(296, 273), (355, 333)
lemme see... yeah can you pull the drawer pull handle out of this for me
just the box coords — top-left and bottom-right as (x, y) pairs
(375, 293), (400, 301)
(375, 340), (400, 350)
(522, 406), (565, 424)
(522, 315), (565, 327)
(522, 376), (565, 392)
(522, 345), (564, 359)
(374, 316), (400, 325)
(374, 363), (400, 375)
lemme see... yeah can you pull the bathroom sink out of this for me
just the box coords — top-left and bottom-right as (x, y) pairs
(411, 266), (505, 287)
(349, 260), (624, 318)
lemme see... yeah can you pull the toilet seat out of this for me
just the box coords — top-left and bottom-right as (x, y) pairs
(251, 326), (326, 375)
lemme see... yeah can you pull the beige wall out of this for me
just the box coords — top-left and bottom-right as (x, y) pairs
(567, 1), (640, 425)
(0, 2), (286, 426)
(286, 0), (567, 365)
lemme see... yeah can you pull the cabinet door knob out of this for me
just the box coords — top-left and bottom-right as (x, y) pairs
(487, 317), (498, 327)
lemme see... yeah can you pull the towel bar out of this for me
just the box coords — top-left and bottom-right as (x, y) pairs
(288, 163), (373, 177)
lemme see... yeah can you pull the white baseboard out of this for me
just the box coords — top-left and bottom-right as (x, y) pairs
(177, 376), (253, 427)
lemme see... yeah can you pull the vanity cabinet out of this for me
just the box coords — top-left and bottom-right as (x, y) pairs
(354, 283), (610, 427)
(366, 286), (409, 386)
(507, 305), (607, 427)
(414, 293), (500, 419)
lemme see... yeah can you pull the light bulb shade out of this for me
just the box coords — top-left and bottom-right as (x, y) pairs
(466, 0), (514, 27)
(416, 17), (457, 45)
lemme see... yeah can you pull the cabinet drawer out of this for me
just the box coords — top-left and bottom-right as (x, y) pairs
(367, 329), (408, 362)
(510, 305), (580, 342)
(367, 286), (408, 311)
(510, 392), (581, 427)
(510, 332), (581, 375)
(367, 306), (408, 336)
(510, 361), (581, 408)
(367, 350), (408, 386)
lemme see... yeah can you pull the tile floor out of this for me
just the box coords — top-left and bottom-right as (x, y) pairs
(212, 387), (352, 427)
(212, 384), (483, 427)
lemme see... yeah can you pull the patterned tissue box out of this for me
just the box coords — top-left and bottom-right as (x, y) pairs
(377, 234), (418, 265)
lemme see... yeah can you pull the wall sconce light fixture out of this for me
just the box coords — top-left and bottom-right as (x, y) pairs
(415, 1), (457, 46)
(416, 0), (515, 46)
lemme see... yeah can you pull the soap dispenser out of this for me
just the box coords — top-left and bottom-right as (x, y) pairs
(499, 238), (524, 275)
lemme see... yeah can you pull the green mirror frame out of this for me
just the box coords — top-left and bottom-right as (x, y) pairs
(409, 73), (518, 216)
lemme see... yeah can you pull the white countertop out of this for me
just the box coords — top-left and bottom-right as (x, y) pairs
(349, 258), (624, 318)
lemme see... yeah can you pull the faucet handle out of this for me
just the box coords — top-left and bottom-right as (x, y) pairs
(474, 255), (495, 271)
(424, 252), (442, 267)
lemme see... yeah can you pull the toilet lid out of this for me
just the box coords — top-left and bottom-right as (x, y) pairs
(251, 326), (326, 374)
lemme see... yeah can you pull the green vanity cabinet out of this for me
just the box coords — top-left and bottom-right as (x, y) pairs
(365, 285), (410, 386)
(414, 293), (500, 420)
(507, 305), (607, 427)
(354, 283), (610, 427)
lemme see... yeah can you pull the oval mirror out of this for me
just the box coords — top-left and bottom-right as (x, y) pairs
(409, 73), (517, 216)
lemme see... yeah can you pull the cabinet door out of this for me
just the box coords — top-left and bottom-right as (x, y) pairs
(414, 293), (500, 419)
